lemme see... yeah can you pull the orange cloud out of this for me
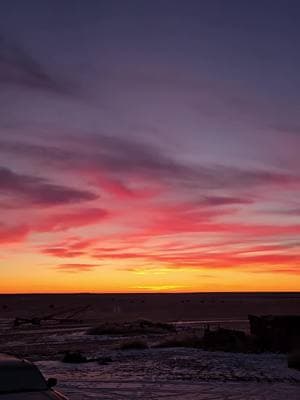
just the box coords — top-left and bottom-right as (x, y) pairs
(54, 263), (100, 272)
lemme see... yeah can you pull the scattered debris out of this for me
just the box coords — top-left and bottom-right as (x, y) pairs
(13, 305), (91, 328)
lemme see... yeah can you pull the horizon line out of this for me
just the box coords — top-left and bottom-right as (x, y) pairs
(0, 290), (300, 295)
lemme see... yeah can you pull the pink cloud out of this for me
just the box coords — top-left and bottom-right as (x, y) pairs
(0, 224), (29, 245)
(35, 207), (110, 232)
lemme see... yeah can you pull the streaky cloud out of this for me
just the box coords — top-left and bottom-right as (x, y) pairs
(0, 166), (98, 207)
(1, 136), (300, 193)
(35, 207), (110, 232)
(54, 263), (100, 273)
(0, 34), (73, 95)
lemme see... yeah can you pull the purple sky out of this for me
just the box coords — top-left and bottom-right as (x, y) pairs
(0, 0), (300, 292)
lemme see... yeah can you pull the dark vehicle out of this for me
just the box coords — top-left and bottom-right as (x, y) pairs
(0, 353), (68, 399)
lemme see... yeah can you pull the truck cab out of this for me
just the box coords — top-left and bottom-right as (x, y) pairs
(0, 353), (68, 399)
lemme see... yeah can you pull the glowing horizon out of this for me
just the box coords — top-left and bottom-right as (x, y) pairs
(0, 1), (300, 293)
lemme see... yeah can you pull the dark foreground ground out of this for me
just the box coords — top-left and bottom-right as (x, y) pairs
(0, 293), (299, 399)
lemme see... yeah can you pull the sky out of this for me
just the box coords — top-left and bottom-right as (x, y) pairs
(0, 0), (300, 293)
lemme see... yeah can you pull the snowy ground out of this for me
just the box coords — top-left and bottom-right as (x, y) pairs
(1, 293), (300, 399)
(37, 348), (300, 399)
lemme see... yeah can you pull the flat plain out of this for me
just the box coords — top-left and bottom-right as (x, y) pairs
(1, 293), (299, 399)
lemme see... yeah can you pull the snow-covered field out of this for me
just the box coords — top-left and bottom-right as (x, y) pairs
(38, 348), (300, 399)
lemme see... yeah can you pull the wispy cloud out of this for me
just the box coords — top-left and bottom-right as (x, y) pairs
(54, 263), (100, 273)
(1, 135), (300, 194)
(0, 166), (98, 207)
(42, 247), (86, 258)
(35, 207), (110, 232)
(200, 196), (253, 206)
(252, 267), (300, 275)
(132, 285), (186, 292)
(0, 34), (73, 95)
(0, 207), (109, 248)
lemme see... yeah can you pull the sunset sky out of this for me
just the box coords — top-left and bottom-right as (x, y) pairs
(0, 0), (300, 293)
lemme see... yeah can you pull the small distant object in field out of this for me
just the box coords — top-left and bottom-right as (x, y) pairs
(87, 319), (176, 336)
(62, 350), (88, 363)
(288, 350), (300, 371)
(97, 356), (113, 365)
(62, 351), (112, 364)
(154, 334), (202, 349)
(119, 339), (148, 350)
